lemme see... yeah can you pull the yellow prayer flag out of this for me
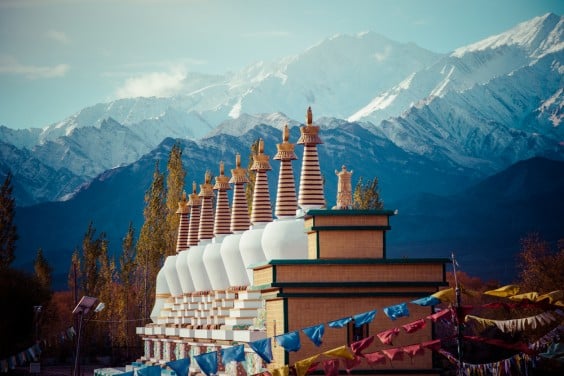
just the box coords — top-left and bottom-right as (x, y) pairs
(271, 365), (289, 376)
(509, 292), (539, 302)
(432, 288), (454, 303)
(537, 290), (564, 304)
(322, 345), (355, 360)
(294, 355), (319, 376)
(484, 285), (520, 297)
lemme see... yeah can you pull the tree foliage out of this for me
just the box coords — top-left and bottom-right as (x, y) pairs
(353, 176), (384, 210)
(0, 172), (18, 269)
(136, 161), (167, 320)
(34, 248), (53, 291)
(517, 233), (564, 293)
(165, 142), (186, 256)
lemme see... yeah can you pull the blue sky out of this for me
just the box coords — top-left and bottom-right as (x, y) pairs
(0, 0), (562, 130)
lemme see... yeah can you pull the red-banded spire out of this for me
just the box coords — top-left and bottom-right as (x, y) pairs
(297, 107), (325, 210)
(187, 181), (201, 246)
(213, 161), (232, 235)
(198, 171), (215, 241)
(229, 153), (250, 232)
(250, 139), (273, 224)
(175, 191), (190, 252)
(274, 125), (298, 218)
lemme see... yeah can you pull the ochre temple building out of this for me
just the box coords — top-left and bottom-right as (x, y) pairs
(135, 107), (449, 375)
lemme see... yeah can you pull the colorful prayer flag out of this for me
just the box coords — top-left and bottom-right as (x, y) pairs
(383, 303), (409, 320)
(302, 324), (324, 347)
(275, 331), (301, 352)
(194, 351), (218, 376)
(166, 357), (191, 376)
(249, 338), (273, 364)
(353, 310), (377, 327)
(221, 344), (245, 365)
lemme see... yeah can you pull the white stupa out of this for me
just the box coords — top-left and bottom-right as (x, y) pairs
(150, 268), (170, 323)
(174, 192), (196, 294)
(220, 153), (251, 287)
(262, 117), (318, 260)
(203, 161), (232, 290)
(186, 173), (214, 292)
(240, 139), (272, 283)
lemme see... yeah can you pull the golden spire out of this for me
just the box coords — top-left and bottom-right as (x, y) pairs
(251, 138), (272, 171)
(229, 152), (249, 184)
(297, 106), (323, 145)
(214, 161), (231, 190)
(175, 191), (189, 214)
(274, 124), (297, 161)
(199, 170), (214, 197)
(187, 181), (201, 207)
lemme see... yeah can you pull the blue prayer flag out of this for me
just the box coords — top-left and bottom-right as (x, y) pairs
(383, 303), (410, 320)
(137, 365), (161, 376)
(353, 310), (377, 327)
(302, 324), (325, 347)
(249, 338), (273, 364)
(221, 344), (245, 365)
(328, 317), (352, 328)
(411, 296), (441, 306)
(166, 357), (191, 376)
(275, 331), (301, 352)
(194, 352), (218, 376)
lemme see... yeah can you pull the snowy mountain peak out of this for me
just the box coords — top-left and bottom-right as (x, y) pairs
(452, 13), (563, 58)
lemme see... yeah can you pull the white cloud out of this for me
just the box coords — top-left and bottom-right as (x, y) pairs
(46, 29), (71, 44)
(0, 55), (69, 79)
(115, 66), (187, 99)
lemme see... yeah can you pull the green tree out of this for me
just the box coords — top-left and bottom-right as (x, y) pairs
(137, 161), (167, 321)
(353, 176), (384, 209)
(34, 248), (53, 291)
(116, 222), (138, 356)
(0, 172), (18, 269)
(165, 142), (186, 256)
(68, 248), (82, 305)
(517, 233), (564, 293)
(81, 221), (108, 297)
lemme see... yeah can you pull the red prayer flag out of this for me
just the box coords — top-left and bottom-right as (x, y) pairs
(401, 319), (426, 333)
(322, 359), (339, 376)
(426, 308), (453, 322)
(350, 335), (375, 356)
(364, 351), (387, 365)
(402, 344), (424, 358)
(382, 348), (404, 361)
(376, 328), (400, 345)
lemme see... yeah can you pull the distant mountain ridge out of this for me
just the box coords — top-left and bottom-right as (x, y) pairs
(388, 156), (564, 283)
(1, 13), (562, 206)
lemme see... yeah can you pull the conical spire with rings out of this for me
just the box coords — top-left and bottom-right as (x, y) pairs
(274, 124), (298, 218)
(250, 138), (273, 224)
(297, 106), (325, 211)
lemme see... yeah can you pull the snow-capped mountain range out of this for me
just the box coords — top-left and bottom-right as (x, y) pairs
(1, 13), (563, 206)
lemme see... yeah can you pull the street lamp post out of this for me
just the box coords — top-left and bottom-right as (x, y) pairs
(72, 296), (105, 376)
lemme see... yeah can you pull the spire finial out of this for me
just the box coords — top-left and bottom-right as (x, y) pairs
(219, 161), (225, 176)
(192, 181), (197, 194)
(205, 170), (212, 184)
(258, 138), (264, 154)
(307, 106), (313, 125)
(236, 153), (241, 168)
(283, 124), (289, 142)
